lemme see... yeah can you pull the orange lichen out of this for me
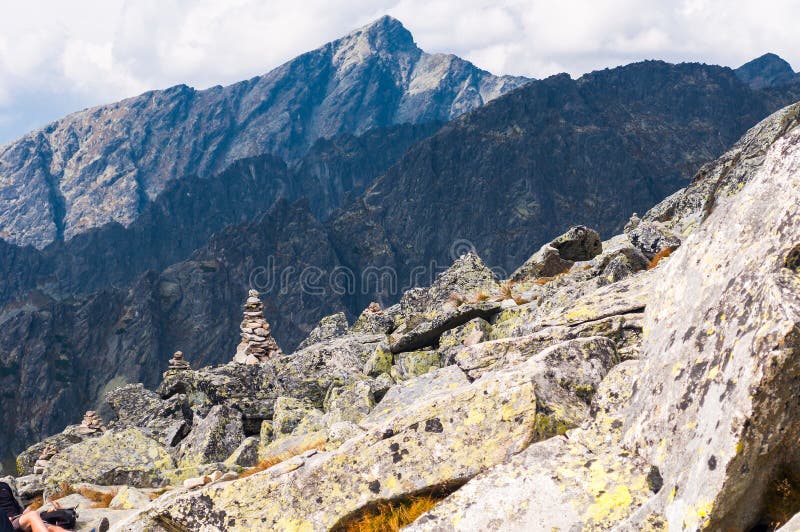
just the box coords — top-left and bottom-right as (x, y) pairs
(647, 246), (677, 270)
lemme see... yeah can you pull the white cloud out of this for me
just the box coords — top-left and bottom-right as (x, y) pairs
(1, 0), (799, 144)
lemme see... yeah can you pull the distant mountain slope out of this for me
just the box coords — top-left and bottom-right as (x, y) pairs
(328, 61), (790, 310)
(0, 121), (439, 306)
(0, 16), (526, 249)
(735, 53), (798, 89)
(3, 57), (800, 468)
(0, 199), (342, 469)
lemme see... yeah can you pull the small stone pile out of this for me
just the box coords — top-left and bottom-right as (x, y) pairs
(168, 351), (190, 370)
(233, 290), (283, 365)
(33, 444), (58, 474)
(76, 410), (106, 435)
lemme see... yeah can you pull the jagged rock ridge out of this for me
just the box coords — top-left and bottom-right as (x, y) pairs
(4, 101), (799, 531)
(0, 16), (526, 249)
(3, 58), (800, 469)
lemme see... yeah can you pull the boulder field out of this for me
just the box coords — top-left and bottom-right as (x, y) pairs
(4, 101), (800, 531)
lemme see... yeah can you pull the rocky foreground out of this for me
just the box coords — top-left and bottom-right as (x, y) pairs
(2, 102), (800, 531)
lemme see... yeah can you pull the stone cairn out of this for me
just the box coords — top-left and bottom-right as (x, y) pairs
(233, 290), (283, 365)
(168, 350), (191, 370)
(33, 444), (58, 474)
(76, 410), (106, 435)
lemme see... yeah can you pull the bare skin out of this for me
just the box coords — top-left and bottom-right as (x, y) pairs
(13, 509), (68, 532)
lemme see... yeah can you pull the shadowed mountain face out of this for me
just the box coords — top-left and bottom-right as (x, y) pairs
(2, 30), (800, 468)
(0, 16), (526, 250)
(0, 121), (440, 306)
(736, 53), (798, 89)
(327, 61), (790, 311)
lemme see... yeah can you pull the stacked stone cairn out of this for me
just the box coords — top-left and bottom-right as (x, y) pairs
(233, 290), (283, 365)
(168, 350), (191, 370)
(33, 443), (58, 474)
(76, 410), (106, 435)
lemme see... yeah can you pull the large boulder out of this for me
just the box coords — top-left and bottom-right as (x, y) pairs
(626, 220), (681, 258)
(296, 312), (349, 349)
(509, 225), (603, 282)
(276, 334), (386, 406)
(453, 336), (617, 381)
(116, 331), (618, 530)
(16, 425), (91, 476)
(424, 252), (498, 309)
(409, 103), (800, 531)
(158, 363), (279, 434)
(177, 405), (244, 467)
(106, 383), (192, 447)
(620, 120), (800, 530)
(272, 397), (324, 439)
(390, 301), (502, 353)
(549, 225), (602, 261)
(42, 428), (174, 491)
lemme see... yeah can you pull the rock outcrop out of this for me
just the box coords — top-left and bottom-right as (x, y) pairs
(4, 55), (800, 469)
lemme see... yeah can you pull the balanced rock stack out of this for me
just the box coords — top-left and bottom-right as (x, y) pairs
(168, 351), (190, 371)
(233, 290), (283, 365)
(76, 410), (106, 435)
(33, 443), (58, 474)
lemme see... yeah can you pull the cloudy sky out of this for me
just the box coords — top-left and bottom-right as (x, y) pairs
(1, 0), (798, 144)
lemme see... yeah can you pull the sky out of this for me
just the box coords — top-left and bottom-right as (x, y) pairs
(1, 0), (799, 145)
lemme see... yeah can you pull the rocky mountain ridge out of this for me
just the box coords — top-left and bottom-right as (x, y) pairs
(3, 56), (800, 468)
(0, 16), (525, 249)
(735, 52), (799, 89)
(3, 100), (799, 531)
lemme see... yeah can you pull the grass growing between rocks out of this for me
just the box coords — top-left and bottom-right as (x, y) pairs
(27, 495), (44, 511)
(341, 496), (440, 532)
(49, 483), (117, 508)
(239, 439), (326, 479)
(333, 484), (464, 532)
(77, 486), (117, 508)
(756, 471), (800, 530)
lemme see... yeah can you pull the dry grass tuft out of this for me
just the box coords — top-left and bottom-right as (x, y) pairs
(239, 439), (326, 479)
(533, 275), (554, 285)
(512, 295), (530, 305)
(26, 495), (44, 511)
(50, 482), (76, 500)
(498, 282), (514, 301)
(762, 471), (800, 530)
(148, 488), (170, 500)
(472, 291), (490, 303)
(77, 486), (118, 508)
(646, 246), (677, 270)
(48, 483), (117, 509)
(342, 495), (442, 532)
(446, 293), (466, 307)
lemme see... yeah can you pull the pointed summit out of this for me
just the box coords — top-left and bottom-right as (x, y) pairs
(332, 15), (418, 61)
(735, 53), (797, 89)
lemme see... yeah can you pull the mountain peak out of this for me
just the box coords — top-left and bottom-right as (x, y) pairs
(339, 15), (417, 54)
(735, 52), (797, 89)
